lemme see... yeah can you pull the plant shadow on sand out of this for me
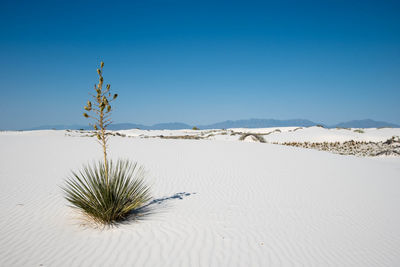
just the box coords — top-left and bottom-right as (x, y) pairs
(72, 192), (196, 229)
(126, 192), (196, 223)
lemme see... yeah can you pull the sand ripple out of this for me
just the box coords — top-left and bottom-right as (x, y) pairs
(1, 133), (400, 266)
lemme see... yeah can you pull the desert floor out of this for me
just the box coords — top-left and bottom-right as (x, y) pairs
(1, 128), (399, 266)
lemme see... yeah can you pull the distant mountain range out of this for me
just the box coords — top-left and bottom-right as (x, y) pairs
(331, 119), (400, 129)
(21, 119), (400, 131)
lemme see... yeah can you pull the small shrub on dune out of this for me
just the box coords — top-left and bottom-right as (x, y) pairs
(239, 133), (266, 143)
(64, 160), (150, 224)
(353, 129), (365, 134)
(63, 61), (151, 225)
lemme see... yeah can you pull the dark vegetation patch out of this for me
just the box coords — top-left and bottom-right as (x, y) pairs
(281, 136), (400, 157)
(239, 133), (266, 143)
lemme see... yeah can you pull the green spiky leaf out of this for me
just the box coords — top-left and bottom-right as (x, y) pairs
(63, 160), (151, 225)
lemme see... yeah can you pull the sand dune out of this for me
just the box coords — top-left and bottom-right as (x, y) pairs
(1, 129), (400, 266)
(115, 126), (400, 143)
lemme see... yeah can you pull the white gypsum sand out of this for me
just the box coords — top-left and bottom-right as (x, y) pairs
(70, 126), (400, 156)
(1, 128), (400, 266)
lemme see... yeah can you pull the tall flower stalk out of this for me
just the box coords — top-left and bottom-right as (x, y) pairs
(83, 61), (117, 186)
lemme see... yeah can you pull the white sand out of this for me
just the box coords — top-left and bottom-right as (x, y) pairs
(1, 128), (400, 266)
(116, 126), (400, 143)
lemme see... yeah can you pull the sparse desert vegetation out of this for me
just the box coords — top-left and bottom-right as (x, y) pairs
(64, 126), (400, 157)
(239, 133), (266, 143)
(159, 134), (203, 140)
(63, 62), (150, 225)
(64, 160), (150, 224)
(291, 127), (303, 132)
(281, 136), (400, 156)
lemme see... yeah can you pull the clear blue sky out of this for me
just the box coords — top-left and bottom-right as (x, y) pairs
(1, 0), (399, 129)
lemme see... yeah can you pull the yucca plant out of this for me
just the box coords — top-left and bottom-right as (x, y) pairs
(63, 61), (151, 225)
(64, 160), (151, 224)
